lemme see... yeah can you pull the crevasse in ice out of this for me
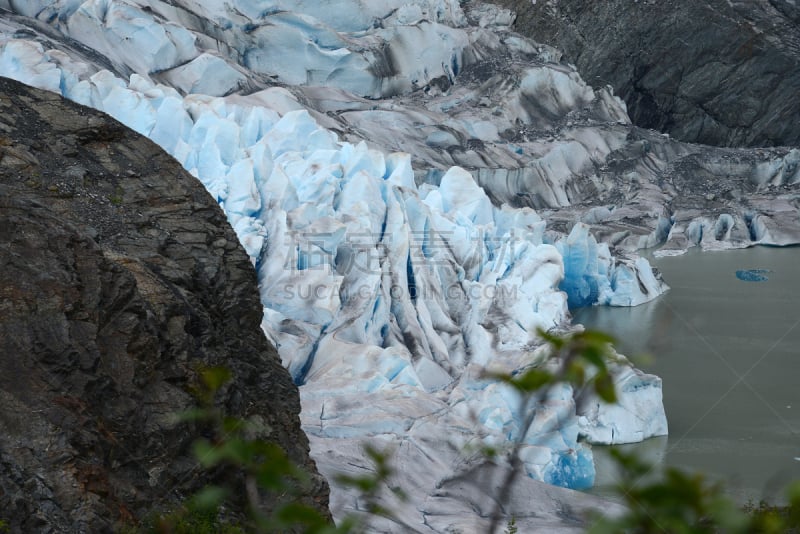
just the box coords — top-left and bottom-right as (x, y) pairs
(0, 1), (668, 524)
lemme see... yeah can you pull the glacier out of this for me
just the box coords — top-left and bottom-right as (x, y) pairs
(4, 0), (796, 530)
(0, 30), (665, 439)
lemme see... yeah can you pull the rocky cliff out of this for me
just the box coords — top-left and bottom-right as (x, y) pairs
(494, 0), (800, 147)
(0, 77), (329, 531)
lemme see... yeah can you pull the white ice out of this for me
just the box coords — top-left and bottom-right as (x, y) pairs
(0, 2), (672, 529)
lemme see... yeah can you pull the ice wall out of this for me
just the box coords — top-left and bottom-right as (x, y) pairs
(0, 2), (669, 526)
(556, 223), (663, 307)
(0, 34), (665, 481)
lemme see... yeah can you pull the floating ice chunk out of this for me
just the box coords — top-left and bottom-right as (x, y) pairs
(735, 269), (771, 282)
(604, 257), (662, 307)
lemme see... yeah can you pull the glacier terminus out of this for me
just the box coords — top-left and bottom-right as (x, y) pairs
(1, 0), (798, 531)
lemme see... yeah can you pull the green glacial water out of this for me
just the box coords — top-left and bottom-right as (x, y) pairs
(574, 246), (800, 504)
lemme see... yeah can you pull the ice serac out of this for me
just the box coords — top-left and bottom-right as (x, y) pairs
(557, 223), (662, 308)
(577, 355), (668, 444)
(0, 42), (666, 526)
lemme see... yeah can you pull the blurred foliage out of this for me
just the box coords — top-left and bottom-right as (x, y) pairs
(588, 448), (800, 533)
(494, 328), (619, 403)
(486, 328), (621, 532)
(120, 332), (800, 534)
(488, 328), (800, 534)
(125, 366), (394, 534)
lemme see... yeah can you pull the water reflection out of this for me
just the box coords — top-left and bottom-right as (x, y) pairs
(573, 296), (675, 359)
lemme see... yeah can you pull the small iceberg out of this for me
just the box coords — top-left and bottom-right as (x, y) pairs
(735, 269), (771, 282)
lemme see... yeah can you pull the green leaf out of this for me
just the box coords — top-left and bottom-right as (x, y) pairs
(482, 445), (498, 459)
(189, 485), (228, 512)
(193, 439), (226, 468)
(608, 447), (651, 478)
(564, 360), (586, 387)
(788, 481), (800, 526)
(365, 502), (395, 519)
(364, 444), (389, 465)
(174, 407), (215, 423)
(390, 485), (408, 501)
(335, 474), (377, 493)
(221, 437), (257, 465)
(536, 328), (566, 350)
(222, 416), (247, 434)
(576, 329), (616, 346)
(593, 371), (617, 403)
(586, 517), (624, 534)
(247, 443), (299, 492)
(511, 368), (553, 392)
(200, 366), (233, 393)
(707, 496), (748, 532)
(579, 345), (607, 369)
(275, 502), (330, 529)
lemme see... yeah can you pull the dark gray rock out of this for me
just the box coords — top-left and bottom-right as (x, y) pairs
(491, 0), (800, 147)
(0, 77), (330, 532)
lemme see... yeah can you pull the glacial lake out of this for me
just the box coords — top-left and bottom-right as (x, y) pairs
(574, 246), (800, 504)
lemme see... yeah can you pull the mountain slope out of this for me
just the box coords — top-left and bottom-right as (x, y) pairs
(493, 0), (800, 147)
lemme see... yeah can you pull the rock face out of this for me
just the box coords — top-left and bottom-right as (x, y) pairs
(0, 77), (329, 532)
(494, 0), (800, 147)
